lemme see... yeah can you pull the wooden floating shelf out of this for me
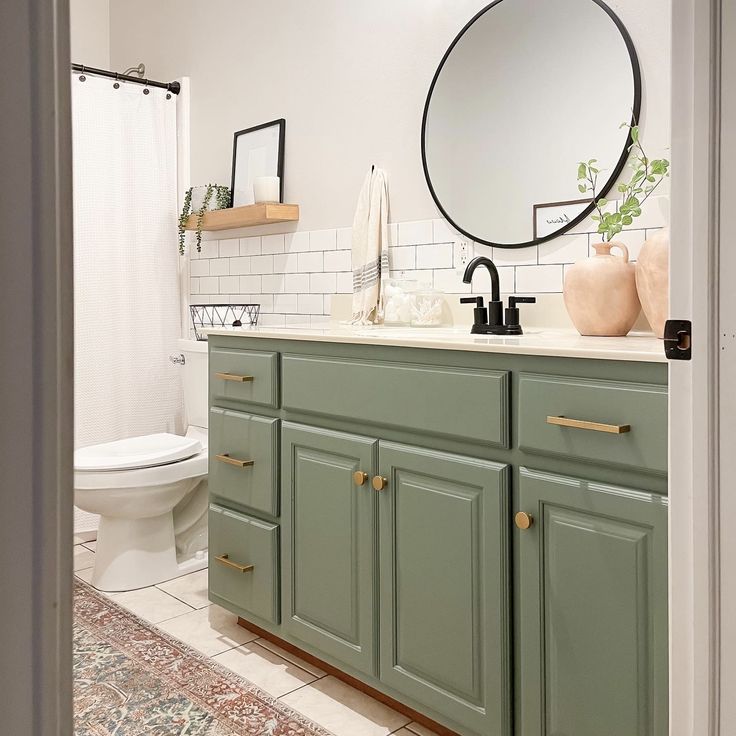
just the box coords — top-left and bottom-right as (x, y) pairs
(185, 203), (299, 232)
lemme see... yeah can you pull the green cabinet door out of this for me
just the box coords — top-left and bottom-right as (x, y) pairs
(517, 467), (669, 736)
(281, 422), (378, 676)
(378, 441), (511, 736)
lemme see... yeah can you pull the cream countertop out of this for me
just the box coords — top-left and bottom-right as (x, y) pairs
(203, 324), (667, 363)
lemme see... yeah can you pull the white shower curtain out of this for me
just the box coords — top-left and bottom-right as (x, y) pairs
(72, 74), (183, 532)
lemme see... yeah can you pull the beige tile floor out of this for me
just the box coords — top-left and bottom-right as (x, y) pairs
(74, 541), (439, 736)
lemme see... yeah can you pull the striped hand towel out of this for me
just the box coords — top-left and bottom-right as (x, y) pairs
(350, 167), (390, 324)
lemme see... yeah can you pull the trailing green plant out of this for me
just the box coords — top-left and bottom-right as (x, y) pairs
(178, 184), (231, 255)
(577, 123), (670, 242)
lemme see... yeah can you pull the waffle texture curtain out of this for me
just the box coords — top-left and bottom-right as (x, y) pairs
(72, 74), (183, 530)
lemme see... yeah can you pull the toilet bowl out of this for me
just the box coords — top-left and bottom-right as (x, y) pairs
(74, 340), (210, 592)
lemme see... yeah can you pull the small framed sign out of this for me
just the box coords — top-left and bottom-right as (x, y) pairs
(230, 119), (285, 207)
(533, 198), (592, 240)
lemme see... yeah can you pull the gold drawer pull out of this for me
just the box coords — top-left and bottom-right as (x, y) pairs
(215, 554), (254, 573)
(215, 372), (254, 382)
(216, 453), (254, 468)
(372, 475), (388, 491)
(515, 511), (534, 530)
(353, 471), (368, 487)
(546, 415), (631, 434)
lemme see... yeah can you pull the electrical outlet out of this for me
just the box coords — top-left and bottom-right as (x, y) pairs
(455, 240), (473, 275)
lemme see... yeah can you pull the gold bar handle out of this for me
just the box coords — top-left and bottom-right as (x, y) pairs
(215, 554), (254, 573)
(215, 372), (254, 382)
(546, 415), (631, 434)
(216, 453), (255, 468)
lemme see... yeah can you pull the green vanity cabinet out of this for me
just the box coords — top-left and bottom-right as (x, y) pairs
(281, 422), (378, 676)
(378, 442), (511, 736)
(207, 336), (669, 736)
(516, 467), (669, 736)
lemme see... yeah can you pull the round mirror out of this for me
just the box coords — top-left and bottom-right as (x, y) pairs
(421, 0), (640, 248)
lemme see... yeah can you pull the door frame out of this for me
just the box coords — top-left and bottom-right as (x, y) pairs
(669, 0), (723, 733)
(0, 0), (74, 733)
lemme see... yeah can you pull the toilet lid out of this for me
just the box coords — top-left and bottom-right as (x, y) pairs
(74, 433), (203, 471)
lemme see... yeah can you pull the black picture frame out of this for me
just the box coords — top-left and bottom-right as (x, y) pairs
(230, 118), (286, 207)
(420, 0), (642, 249)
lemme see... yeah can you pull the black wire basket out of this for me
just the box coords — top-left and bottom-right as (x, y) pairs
(189, 303), (260, 341)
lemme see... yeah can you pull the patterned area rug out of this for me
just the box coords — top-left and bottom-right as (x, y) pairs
(74, 580), (332, 735)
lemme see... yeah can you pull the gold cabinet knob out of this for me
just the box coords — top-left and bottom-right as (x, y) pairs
(515, 511), (534, 530)
(372, 475), (388, 491)
(353, 471), (368, 487)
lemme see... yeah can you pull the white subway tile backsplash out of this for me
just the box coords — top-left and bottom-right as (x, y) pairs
(188, 209), (668, 324)
(492, 245), (537, 266)
(250, 255), (274, 274)
(390, 246), (416, 271)
(219, 238), (240, 258)
(336, 272), (353, 293)
(310, 272), (337, 293)
(229, 257), (251, 275)
(190, 259), (210, 277)
(274, 294), (298, 313)
(609, 229), (647, 261)
(261, 234), (285, 254)
(416, 243), (453, 269)
(285, 231), (310, 253)
(261, 274), (286, 293)
(239, 275), (261, 293)
(538, 234), (589, 265)
(285, 273), (310, 293)
(515, 265), (563, 293)
(199, 276), (218, 294)
(310, 229), (337, 251)
(310, 315), (331, 327)
(219, 275), (239, 293)
(209, 258), (230, 276)
(297, 252), (323, 272)
(240, 236), (261, 256)
(297, 294), (324, 314)
(324, 250), (351, 272)
(273, 253), (299, 273)
(398, 220), (433, 246)
(432, 218), (457, 244)
(336, 227), (352, 250)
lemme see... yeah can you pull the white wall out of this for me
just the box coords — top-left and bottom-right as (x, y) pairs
(70, 0), (110, 68)
(109, 0), (670, 232)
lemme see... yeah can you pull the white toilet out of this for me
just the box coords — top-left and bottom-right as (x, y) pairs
(74, 339), (210, 592)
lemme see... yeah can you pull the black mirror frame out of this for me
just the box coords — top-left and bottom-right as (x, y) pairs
(420, 0), (642, 249)
(230, 118), (286, 207)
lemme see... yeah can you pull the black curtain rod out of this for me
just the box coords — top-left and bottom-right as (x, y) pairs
(71, 64), (181, 95)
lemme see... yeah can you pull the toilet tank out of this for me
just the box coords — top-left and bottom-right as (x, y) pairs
(178, 339), (208, 430)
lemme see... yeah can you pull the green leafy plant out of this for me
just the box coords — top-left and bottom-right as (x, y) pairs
(178, 184), (231, 255)
(577, 123), (670, 242)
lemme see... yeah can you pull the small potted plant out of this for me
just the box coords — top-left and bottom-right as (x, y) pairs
(564, 124), (670, 336)
(178, 184), (231, 255)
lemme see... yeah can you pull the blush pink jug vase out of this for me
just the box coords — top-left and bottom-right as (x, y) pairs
(635, 228), (669, 338)
(563, 241), (641, 336)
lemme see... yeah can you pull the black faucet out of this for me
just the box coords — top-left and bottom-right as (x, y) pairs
(460, 256), (536, 335)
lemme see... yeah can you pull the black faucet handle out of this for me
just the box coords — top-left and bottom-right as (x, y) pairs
(460, 296), (485, 308)
(508, 296), (537, 308)
(505, 295), (536, 332)
(460, 296), (488, 327)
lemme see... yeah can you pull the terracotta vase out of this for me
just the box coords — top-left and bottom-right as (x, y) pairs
(635, 228), (669, 338)
(563, 241), (641, 336)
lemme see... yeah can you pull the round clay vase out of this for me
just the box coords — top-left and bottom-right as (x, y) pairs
(635, 228), (669, 338)
(563, 241), (641, 336)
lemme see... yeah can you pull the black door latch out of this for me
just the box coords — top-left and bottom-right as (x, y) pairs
(663, 319), (692, 360)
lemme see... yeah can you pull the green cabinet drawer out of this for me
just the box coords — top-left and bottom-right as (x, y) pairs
(282, 354), (509, 447)
(209, 407), (279, 517)
(517, 467), (668, 736)
(518, 373), (667, 475)
(378, 442), (511, 736)
(210, 347), (279, 409)
(208, 503), (280, 624)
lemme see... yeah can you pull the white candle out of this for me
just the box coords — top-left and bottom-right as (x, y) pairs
(253, 176), (280, 203)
